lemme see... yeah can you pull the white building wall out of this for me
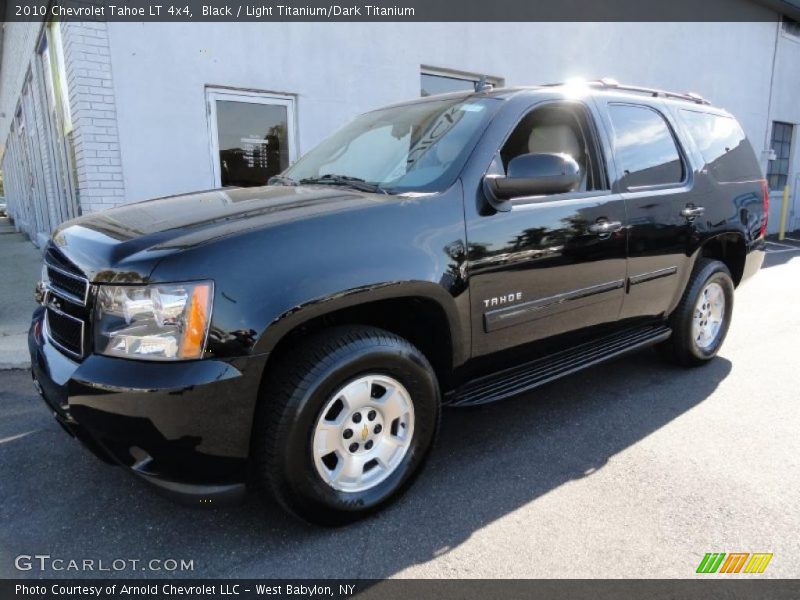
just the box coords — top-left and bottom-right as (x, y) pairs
(0, 21), (43, 228)
(107, 20), (781, 206)
(0, 22), (41, 154)
(0, 18), (126, 242)
(767, 25), (800, 231)
(61, 21), (126, 214)
(3, 12), (799, 236)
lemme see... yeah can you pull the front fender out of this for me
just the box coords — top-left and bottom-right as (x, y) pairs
(150, 183), (470, 367)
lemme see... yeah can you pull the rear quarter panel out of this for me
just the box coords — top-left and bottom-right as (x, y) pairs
(663, 101), (766, 286)
(622, 100), (766, 316)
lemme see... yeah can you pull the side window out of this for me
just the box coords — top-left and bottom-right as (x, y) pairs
(608, 104), (684, 189)
(497, 104), (607, 192)
(678, 110), (761, 183)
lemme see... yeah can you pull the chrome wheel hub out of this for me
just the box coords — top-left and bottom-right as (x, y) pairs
(692, 281), (726, 350)
(312, 374), (415, 493)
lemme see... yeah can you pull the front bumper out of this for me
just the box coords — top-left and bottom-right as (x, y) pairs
(29, 307), (267, 506)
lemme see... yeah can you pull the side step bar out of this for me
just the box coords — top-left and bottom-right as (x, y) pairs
(444, 324), (672, 407)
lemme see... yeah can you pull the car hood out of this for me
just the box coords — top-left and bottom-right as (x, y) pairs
(50, 185), (395, 282)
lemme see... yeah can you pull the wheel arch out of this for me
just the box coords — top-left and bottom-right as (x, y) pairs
(255, 285), (465, 390)
(698, 232), (747, 287)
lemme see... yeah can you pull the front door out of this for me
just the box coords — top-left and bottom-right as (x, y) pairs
(467, 101), (628, 357)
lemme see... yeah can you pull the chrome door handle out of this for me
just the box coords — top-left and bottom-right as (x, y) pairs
(681, 205), (705, 218)
(588, 219), (623, 235)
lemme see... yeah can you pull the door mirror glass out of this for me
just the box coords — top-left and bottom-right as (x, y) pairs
(484, 153), (581, 208)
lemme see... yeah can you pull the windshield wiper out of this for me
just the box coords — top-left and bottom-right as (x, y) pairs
(268, 175), (298, 186)
(298, 174), (388, 195)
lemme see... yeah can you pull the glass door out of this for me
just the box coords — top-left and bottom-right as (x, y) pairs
(207, 89), (297, 188)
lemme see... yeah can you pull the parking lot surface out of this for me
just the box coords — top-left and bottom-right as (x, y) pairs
(1, 247), (799, 579)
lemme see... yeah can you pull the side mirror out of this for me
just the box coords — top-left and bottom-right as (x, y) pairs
(483, 153), (581, 212)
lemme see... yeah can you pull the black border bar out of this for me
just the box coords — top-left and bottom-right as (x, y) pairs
(4, 0), (800, 22)
(4, 579), (800, 599)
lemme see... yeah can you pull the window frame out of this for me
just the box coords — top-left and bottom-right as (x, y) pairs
(205, 87), (298, 188)
(484, 99), (612, 207)
(606, 102), (690, 193)
(48, 22), (73, 135)
(766, 121), (794, 191)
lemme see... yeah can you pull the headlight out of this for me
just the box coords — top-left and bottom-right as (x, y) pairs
(94, 281), (213, 361)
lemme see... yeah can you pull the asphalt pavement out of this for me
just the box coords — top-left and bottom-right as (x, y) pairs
(1, 245), (798, 579)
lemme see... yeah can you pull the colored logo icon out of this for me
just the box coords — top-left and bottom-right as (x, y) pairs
(696, 553), (773, 574)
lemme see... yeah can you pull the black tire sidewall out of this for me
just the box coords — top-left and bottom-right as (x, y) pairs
(276, 343), (439, 523)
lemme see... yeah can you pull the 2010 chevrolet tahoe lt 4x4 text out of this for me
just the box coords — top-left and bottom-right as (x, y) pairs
(30, 81), (767, 524)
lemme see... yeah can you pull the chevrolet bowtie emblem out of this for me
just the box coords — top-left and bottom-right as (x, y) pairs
(361, 424), (369, 441)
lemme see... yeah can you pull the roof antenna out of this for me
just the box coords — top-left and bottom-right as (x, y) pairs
(475, 75), (493, 93)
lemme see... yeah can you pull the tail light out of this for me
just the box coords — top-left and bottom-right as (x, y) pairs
(759, 179), (769, 238)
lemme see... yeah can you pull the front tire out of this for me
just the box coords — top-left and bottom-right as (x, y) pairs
(252, 326), (440, 525)
(659, 258), (734, 367)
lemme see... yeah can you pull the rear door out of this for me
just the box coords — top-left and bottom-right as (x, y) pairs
(592, 99), (696, 319)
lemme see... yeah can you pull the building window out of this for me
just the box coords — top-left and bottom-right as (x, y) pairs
(782, 16), (800, 38)
(420, 67), (502, 97)
(767, 121), (793, 191)
(206, 88), (297, 188)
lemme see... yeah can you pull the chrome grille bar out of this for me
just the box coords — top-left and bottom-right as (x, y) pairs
(44, 259), (90, 306)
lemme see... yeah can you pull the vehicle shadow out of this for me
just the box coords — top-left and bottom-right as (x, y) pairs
(762, 244), (800, 269)
(1, 349), (731, 579)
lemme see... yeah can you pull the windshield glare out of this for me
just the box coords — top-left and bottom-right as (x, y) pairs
(282, 97), (499, 193)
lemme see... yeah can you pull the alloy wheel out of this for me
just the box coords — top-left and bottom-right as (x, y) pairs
(312, 374), (415, 493)
(692, 281), (726, 350)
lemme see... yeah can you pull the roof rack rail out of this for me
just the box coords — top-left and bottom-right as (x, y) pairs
(542, 78), (711, 105)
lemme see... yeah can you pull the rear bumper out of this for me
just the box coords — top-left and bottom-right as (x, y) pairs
(741, 244), (766, 284)
(29, 307), (267, 506)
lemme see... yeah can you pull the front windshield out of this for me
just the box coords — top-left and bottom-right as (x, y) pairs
(281, 97), (500, 193)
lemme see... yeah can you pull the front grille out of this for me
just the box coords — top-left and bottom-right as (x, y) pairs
(46, 306), (85, 358)
(45, 246), (89, 305)
(43, 245), (91, 360)
(47, 267), (88, 302)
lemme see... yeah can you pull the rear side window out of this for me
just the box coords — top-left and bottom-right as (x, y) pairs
(608, 104), (684, 189)
(679, 110), (761, 182)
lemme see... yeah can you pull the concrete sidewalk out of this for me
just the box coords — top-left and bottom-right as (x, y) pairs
(0, 217), (42, 370)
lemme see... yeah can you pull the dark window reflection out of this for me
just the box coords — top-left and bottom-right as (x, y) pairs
(608, 104), (683, 188)
(216, 100), (289, 187)
(680, 109), (760, 183)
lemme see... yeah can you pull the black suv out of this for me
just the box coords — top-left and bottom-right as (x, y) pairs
(30, 81), (767, 524)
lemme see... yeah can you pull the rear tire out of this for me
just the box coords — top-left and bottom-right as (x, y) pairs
(659, 258), (734, 367)
(252, 325), (440, 525)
